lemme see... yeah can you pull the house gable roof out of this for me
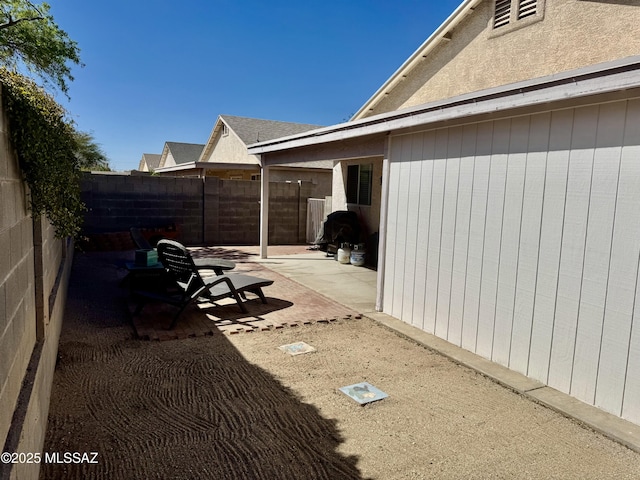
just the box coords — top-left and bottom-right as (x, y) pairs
(165, 142), (205, 164)
(352, 0), (480, 120)
(197, 114), (331, 169)
(221, 115), (323, 145)
(354, 0), (640, 120)
(158, 142), (205, 168)
(139, 153), (161, 171)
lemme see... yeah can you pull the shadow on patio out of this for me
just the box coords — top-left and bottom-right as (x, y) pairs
(40, 249), (367, 479)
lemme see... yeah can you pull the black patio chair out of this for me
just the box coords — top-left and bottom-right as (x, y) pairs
(130, 227), (235, 275)
(132, 239), (274, 329)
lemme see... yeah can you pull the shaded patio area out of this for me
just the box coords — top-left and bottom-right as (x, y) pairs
(40, 246), (640, 479)
(123, 245), (365, 340)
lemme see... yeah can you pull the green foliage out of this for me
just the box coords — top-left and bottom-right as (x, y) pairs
(1, 68), (84, 237)
(0, 0), (82, 95)
(74, 131), (110, 172)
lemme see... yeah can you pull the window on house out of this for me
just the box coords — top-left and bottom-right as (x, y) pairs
(251, 174), (261, 181)
(222, 124), (229, 136)
(346, 164), (373, 206)
(493, 0), (540, 30)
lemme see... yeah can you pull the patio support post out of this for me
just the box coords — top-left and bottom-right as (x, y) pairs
(376, 136), (391, 312)
(260, 161), (270, 259)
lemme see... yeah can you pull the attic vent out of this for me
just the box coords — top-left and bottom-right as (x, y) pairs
(494, 0), (511, 28)
(518, 0), (537, 19)
(493, 0), (541, 30)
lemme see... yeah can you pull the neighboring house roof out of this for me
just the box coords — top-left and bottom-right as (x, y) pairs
(158, 142), (205, 169)
(138, 153), (161, 171)
(221, 115), (323, 145)
(197, 114), (332, 170)
(165, 142), (205, 164)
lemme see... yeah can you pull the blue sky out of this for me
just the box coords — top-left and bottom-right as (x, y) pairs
(48, 0), (463, 171)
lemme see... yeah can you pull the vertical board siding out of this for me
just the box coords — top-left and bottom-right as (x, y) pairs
(436, 126), (463, 339)
(394, 140), (412, 321)
(510, 113), (549, 375)
(602, 99), (640, 421)
(624, 101), (640, 424)
(493, 116), (529, 366)
(462, 122), (493, 351)
(548, 105), (600, 394)
(528, 109), (573, 383)
(384, 98), (640, 424)
(476, 119), (511, 359)
(571, 102), (626, 405)
(403, 139), (421, 325)
(414, 132), (434, 330)
(424, 131), (448, 333)
(407, 133), (425, 328)
(449, 124), (478, 346)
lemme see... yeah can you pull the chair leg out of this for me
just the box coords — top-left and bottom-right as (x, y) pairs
(168, 289), (207, 330)
(231, 290), (248, 313)
(168, 304), (189, 330)
(254, 288), (268, 304)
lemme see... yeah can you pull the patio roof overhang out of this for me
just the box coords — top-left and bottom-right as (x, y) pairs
(154, 162), (260, 174)
(252, 55), (640, 312)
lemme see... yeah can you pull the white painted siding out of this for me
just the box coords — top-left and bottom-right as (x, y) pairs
(384, 98), (640, 424)
(527, 109), (572, 383)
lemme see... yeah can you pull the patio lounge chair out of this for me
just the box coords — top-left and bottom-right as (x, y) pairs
(132, 239), (274, 329)
(130, 227), (235, 275)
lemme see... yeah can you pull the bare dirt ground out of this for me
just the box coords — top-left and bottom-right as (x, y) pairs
(40, 250), (640, 479)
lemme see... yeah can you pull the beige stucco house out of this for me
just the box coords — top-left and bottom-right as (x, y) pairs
(137, 153), (162, 172)
(154, 141), (205, 175)
(154, 115), (333, 194)
(249, 0), (640, 428)
(200, 115), (332, 182)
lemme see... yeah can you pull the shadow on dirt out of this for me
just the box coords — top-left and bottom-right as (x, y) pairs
(41, 252), (367, 479)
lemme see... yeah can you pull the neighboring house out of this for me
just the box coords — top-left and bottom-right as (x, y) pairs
(201, 114), (330, 182)
(154, 115), (333, 194)
(137, 153), (162, 172)
(155, 142), (205, 175)
(249, 0), (640, 427)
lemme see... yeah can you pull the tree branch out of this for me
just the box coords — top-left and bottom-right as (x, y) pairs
(0, 15), (44, 31)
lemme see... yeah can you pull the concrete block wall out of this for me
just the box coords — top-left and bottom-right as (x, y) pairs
(81, 174), (204, 245)
(203, 177), (221, 245)
(268, 181), (310, 245)
(33, 219), (62, 332)
(11, 220), (72, 480)
(0, 91), (73, 479)
(82, 174), (320, 246)
(0, 95), (36, 464)
(216, 179), (261, 245)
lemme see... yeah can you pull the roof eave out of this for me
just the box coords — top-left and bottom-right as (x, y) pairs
(248, 55), (640, 155)
(351, 0), (481, 120)
(155, 162), (259, 173)
(198, 116), (225, 162)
